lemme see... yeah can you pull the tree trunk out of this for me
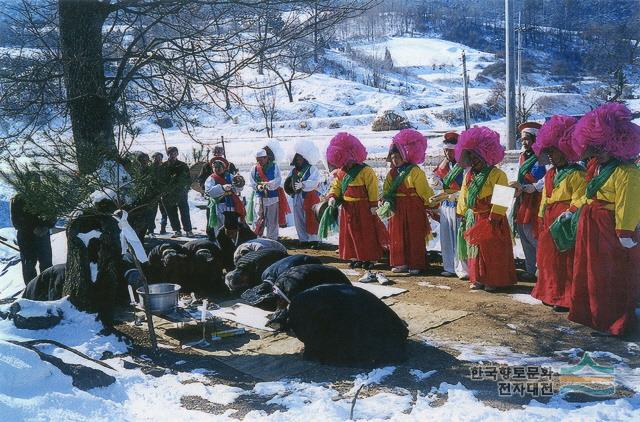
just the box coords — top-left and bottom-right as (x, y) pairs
(285, 81), (293, 103)
(58, 0), (116, 175)
(64, 211), (122, 326)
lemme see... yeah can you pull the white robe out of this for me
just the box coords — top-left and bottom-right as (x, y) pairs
(291, 165), (321, 242)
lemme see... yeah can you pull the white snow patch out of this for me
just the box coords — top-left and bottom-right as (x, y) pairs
(349, 366), (396, 394)
(417, 281), (452, 290)
(422, 336), (556, 366)
(0, 340), (73, 398)
(410, 369), (437, 381)
(90, 188), (120, 205)
(7, 297), (66, 319)
(0, 297), (127, 359)
(76, 230), (101, 247)
(510, 294), (543, 305)
(90, 262), (98, 283)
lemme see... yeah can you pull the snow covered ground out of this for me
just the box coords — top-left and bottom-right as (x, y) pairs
(2, 300), (640, 421)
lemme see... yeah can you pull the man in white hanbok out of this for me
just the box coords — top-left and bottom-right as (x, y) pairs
(286, 140), (322, 247)
(432, 132), (468, 279)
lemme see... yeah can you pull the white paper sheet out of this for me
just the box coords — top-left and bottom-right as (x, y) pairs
(491, 185), (516, 208)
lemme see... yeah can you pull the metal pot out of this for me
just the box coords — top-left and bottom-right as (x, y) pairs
(136, 283), (181, 314)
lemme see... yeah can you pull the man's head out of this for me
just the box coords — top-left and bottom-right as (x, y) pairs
(521, 132), (536, 151)
(161, 248), (188, 269)
(213, 159), (226, 176)
(256, 148), (269, 166)
(167, 147), (179, 162)
(518, 122), (542, 152)
(388, 146), (405, 168)
(293, 153), (306, 169)
(223, 211), (240, 238)
(213, 146), (225, 157)
(443, 132), (458, 162)
(137, 152), (150, 167)
(194, 248), (215, 265)
(545, 146), (569, 168)
(460, 150), (486, 171)
(583, 145), (611, 164)
(151, 152), (163, 164)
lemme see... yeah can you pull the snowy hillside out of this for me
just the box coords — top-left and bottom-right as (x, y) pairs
(127, 35), (601, 167)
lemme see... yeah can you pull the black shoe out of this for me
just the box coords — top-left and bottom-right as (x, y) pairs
(552, 305), (569, 313)
(519, 272), (537, 282)
(349, 261), (358, 269)
(362, 261), (374, 270)
(309, 241), (320, 249)
(354, 261), (364, 268)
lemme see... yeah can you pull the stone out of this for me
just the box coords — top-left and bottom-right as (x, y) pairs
(9, 300), (63, 330)
(371, 109), (412, 131)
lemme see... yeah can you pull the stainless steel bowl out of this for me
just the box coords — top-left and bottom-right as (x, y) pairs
(136, 283), (181, 314)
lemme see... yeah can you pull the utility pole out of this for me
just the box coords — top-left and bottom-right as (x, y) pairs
(517, 12), (523, 126)
(505, 0), (517, 150)
(461, 50), (471, 130)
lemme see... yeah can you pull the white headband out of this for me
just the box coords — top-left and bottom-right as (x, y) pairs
(521, 128), (538, 136)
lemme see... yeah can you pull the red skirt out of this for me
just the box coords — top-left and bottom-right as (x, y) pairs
(277, 187), (291, 226)
(388, 195), (429, 270)
(516, 191), (541, 234)
(467, 212), (517, 287)
(339, 200), (387, 262)
(568, 201), (640, 335)
(531, 201), (573, 307)
(303, 191), (320, 235)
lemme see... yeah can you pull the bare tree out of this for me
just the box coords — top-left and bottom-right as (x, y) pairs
(254, 84), (279, 137)
(517, 89), (540, 127)
(266, 40), (316, 102)
(0, 0), (376, 175)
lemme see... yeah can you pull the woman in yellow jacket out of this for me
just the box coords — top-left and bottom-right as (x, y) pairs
(530, 115), (586, 312)
(381, 129), (434, 275)
(455, 127), (517, 291)
(568, 103), (640, 336)
(325, 132), (388, 273)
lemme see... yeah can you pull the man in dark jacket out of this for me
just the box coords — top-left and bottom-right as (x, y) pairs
(146, 242), (189, 285)
(224, 249), (288, 293)
(10, 191), (56, 284)
(125, 151), (155, 241)
(148, 152), (168, 235)
(162, 146), (193, 237)
(288, 284), (408, 365)
(22, 264), (66, 301)
(182, 239), (225, 294)
(215, 211), (256, 271)
(240, 254), (322, 309)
